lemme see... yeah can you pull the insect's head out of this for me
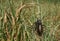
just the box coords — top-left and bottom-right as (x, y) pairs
(35, 19), (42, 25)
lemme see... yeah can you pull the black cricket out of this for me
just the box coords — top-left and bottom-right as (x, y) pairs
(35, 19), (43, 36)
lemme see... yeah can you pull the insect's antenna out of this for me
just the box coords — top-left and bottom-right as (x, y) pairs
(36, 0), (42, 20)
(36, 6), (42, 21)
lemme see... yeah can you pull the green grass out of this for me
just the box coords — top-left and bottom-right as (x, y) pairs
(0, 0), (60, 41)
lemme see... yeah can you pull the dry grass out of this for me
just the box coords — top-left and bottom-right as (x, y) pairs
(0, 0), (60, 41)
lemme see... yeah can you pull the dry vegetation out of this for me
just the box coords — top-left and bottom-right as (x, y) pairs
(0, 0), (60, 41)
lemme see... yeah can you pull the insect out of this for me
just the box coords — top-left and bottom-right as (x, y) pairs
(35, 19), (43, 36)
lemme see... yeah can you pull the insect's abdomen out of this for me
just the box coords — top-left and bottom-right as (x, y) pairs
(37, 25), (43, 36)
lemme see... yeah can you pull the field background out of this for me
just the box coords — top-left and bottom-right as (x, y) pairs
(0, 0), (60, 41)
